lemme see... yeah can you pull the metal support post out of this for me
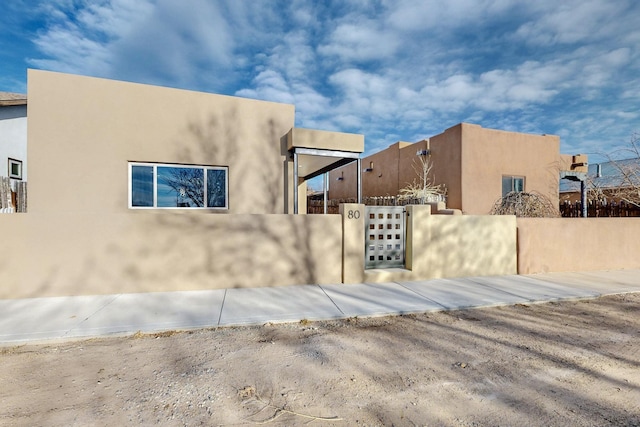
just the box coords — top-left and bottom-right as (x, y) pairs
(581, 179), (587, 217)
(357, 157), (362, 204)
(293, 151), (299, 214)
(323, 172), (328, 214)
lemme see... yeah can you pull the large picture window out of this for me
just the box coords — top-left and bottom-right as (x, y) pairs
(129, 163), (228, 209)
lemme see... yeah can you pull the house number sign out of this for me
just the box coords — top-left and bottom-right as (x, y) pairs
(347, 210), (361, 219)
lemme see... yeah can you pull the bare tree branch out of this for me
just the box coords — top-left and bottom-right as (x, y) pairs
(599, 132), (640, 208)
(397, 155), (446, 204)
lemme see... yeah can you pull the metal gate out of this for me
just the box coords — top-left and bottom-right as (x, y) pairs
(365, 206), (406, 269)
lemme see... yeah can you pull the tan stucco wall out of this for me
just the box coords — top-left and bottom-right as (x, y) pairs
(425, 126), (463, 210)
(517, 218), (640, 274)
(27, 69), (295, 215)
(328, 161), (358, 199)
(363, 205), (517, 283)
(0, 212), (342, 299)
(403, 209), (517, 280)
(398, 139), (429, 190)
(459, 123), (561, 214)
(361, 142), (403, 196)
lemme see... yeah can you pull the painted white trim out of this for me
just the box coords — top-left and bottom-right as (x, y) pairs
(8, 158), (22, 180)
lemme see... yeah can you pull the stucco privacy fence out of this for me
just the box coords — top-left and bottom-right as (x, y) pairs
(3, 202), (640, 299)
(0, 203), (515, 299)
(517, 217), (640, 274)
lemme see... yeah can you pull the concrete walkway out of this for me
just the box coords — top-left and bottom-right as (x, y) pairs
(1, 270), (639, 345)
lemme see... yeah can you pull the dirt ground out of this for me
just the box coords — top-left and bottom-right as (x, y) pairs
(1, 293), (639, 427)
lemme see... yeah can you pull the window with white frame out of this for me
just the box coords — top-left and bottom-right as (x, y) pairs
(8, 158), (22, 180)
(502, 175), (525, 197)
(129, 163), (228, 209)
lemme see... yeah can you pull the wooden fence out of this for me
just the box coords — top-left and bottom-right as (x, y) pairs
(560, 200), (640, 217)
(0, 177), (27, 213)
(307, 195), (446, 214)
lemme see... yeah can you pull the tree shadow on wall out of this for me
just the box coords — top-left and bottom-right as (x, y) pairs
(174, 111), (285, 214)
(114, 112), (341, 291)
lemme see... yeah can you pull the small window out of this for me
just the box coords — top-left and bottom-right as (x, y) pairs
(502, 176), (525, 197)
(129, 162), (228, 209)
(8, 158), (22, 180)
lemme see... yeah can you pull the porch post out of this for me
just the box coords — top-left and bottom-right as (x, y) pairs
(323, 172), (328, 215)
(293, 150), (299, 214)
(357, 157), (362, 204)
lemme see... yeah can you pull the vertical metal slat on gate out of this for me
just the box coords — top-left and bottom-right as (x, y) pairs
(364, 206), (405, 269)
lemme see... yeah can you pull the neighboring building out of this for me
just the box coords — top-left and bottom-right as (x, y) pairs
(0, 92), (27, 212)
(330, 123), (585, 215)
(561, 158), (640, 203)
(0, 92), (27, 184)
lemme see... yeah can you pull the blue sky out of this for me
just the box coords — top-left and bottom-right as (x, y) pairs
(1, 0), (638, 160)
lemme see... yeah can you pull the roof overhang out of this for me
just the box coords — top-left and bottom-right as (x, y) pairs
(287, 127), (364, 213)
(290, 147), (360, 180)
(287, 127), (364, 179)
(0, 92), (27, 107)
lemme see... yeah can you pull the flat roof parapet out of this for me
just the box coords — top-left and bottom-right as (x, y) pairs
(287, 127), (364, 153)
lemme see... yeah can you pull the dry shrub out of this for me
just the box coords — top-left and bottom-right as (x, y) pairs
(491, 191), (560, 217)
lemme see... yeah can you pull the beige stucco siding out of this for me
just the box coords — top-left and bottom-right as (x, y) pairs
(27, 69), (295, 215)
(428, 125), (463, 210)
(398, 140), (428, 190)
(460, 123), (561, 214)
(361, 142), (402, 196)
(328, 161), (358, 199)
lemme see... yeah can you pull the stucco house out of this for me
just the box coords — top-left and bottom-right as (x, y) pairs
(0, 92), (27, 181)
(0, 92), (27, 213)
(25, 70), (363, 216)
(0, 69), (372, 298)
(2, 69), (640, 300)
(329, 123), (586, 215)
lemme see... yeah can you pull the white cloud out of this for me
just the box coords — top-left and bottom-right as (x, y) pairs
(17, 0), (640, 158)
(515, 0), (634, 45)
(29, 0), (262, 89)
(386, 0), (515, 31)
(318, 21), (401, 62)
